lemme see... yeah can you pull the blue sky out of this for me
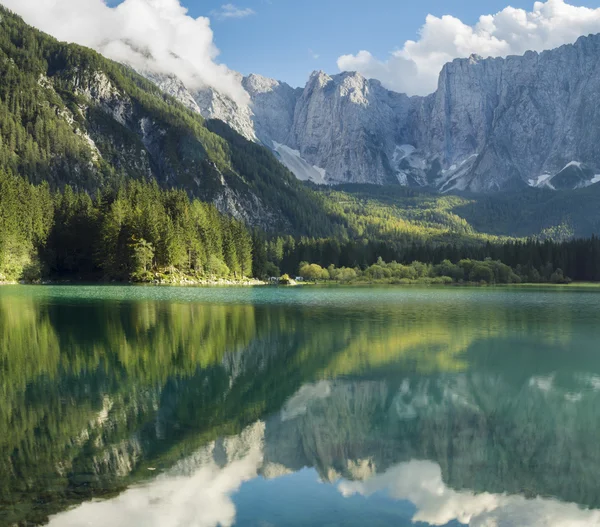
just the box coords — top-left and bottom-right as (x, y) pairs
(8, 0), (600, 98)
(184, 0), (600, 87)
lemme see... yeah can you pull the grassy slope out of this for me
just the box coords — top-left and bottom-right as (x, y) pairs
(322, 183), (600, 241)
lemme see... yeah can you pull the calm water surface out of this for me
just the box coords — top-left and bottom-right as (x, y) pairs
(2, 285), (600, 526)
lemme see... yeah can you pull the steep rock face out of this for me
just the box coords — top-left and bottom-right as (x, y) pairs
(413, 55), (506, 190)
(147, 70), (414, 186)
(142, 72), (202, 114)
(282, 34), (600, 191)
(423, 35), (600, 191)
(242, 73), (300, 146)
(288, 71), (411, 185)
(144, 72), (257, 141)
(149, 33), (600, 192)
(193, 81), (257, 142)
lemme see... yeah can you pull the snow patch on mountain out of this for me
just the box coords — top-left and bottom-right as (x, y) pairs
(528, 174), (554, 188)
(437, 155), (479, 192)
(281, 381), (333, 421)
(273, 142), (327, 185)
(393, 144), (415, 161)
(585, 175), (600, 187)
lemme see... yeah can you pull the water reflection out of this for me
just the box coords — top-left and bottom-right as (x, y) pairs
(2, 286), (600, 526)
(339, 459), (600, 526)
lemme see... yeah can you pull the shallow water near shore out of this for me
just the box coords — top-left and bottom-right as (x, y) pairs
(2, 285), (600, 526)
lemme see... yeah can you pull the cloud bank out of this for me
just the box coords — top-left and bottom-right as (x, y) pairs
(3, 0), (249, 104)
(337, 0), (600, 96)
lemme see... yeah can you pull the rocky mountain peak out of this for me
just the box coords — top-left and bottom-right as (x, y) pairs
(145, 32), (600, 192)
(337, 72), (372, 105)
(243, 73), (285, 94)
(307, 70), (333, 88)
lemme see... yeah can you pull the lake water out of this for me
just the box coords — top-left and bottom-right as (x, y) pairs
(2, 285), (600, 526)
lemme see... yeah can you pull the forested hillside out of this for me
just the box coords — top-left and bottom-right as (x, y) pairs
(455, 185), (600, 239)
(0, 170), (253, 281)
(326, 184), (600, 240)
(0, 6), (343, 236)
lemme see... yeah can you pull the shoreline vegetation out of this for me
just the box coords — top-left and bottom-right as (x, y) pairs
(1, 256), (578, 288)
(293, 257), (572, 287)
(2, 166), (600, 288)
(5, 254), (600, 288)
(1, 279), (265, 286)
(4, 280), (598, 289)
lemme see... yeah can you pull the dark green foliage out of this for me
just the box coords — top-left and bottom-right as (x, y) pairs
(91, 181), (254, 280)
(454, 185), (600, 239)
(0, 169), (53, 280)
(251, 230), (269, 279)
(0, 174), (253, 281)
(297, 256), (563, 285)
(468, 261), (496, 283)
(265, 234), (600, 284)
(0, 9), (100, 188)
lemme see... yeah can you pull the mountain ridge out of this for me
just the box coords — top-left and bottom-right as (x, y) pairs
(152, 32), (600, 193)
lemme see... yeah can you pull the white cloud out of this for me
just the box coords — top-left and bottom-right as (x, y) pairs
(337, 0), (600, 96)
(211, 4), (256, 20)
(339, 459), (600, 526)
(47, 422), (265, 527)
(4, 0), (249, 104)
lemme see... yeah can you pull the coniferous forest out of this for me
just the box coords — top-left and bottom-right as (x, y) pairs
(0, 171), (252, 282)
(2, 162), (598, 285)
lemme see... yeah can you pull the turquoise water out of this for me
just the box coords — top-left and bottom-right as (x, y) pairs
(2, 285), (600, 526)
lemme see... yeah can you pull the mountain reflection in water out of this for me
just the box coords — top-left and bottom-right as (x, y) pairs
(2, 285), (600, 526)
